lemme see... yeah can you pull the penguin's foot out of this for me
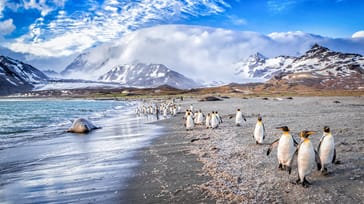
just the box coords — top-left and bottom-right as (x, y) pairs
(256, 141), (259, 145)
(321, 168), (330, 176)
(278, 164), (284, 170)
(292, 178), (301, 185)
(302, 178), (311, 188)
(287, 166), (292, 174)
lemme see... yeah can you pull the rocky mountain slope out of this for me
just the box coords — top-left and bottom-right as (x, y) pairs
(235, 44), (364, 89)
(0, 56), (49, 95)
(98, 63), (201, 89)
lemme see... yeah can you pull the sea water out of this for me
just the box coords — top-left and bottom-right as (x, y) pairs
(0, 99), (161, 203)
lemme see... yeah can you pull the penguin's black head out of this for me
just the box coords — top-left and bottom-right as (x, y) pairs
(237, 108), (240, 111)
(300, 130), (316, 138)
(257, 116), (262, 121)
(324, 126), (330, 133)
(276, 126), (289, 132)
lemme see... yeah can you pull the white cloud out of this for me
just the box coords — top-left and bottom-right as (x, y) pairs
(22, 0), (67, 16)
(267, 0), (299, 12)
(0, 0), (5, 18)
(6, 0), (230, 57)
(352, 30), (364, 38)
(227, 15), (247, 26)
(0, 18), (15, 35)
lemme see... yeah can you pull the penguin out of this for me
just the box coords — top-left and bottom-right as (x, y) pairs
(210, 112), (219, 129)
(215, 111), (223, 124)
(235, 108), (246, 126)
(253, 115), (265, 144)
(317, 126), (336, 175)
(291, 131), (322, 187)
(267, 126), (298, 173)
(185, 112), (194, 131)
(205, 113), (211, 129)
(195, 110), (204, 125)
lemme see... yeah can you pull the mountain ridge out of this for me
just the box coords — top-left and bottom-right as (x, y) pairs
(0, 56), (49, 95)
(98, 63), (201, 89)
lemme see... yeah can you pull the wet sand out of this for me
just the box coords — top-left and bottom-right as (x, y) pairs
(123, 96), (363, 203)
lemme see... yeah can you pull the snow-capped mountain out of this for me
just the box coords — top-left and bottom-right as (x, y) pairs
(98, 63), (201, 89)
(235, 44), (364, 89)
(58, 25), (364, 84)
(235, 52), (295, 79)
(0, 56), (49, 95)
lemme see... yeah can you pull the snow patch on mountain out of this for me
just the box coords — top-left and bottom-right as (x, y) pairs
(234, 44), (364, 83)
(0, 56), (49, 95)
(98, 63), (201, 89)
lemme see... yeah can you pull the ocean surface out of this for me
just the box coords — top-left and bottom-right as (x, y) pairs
(0, 99), (161, 203)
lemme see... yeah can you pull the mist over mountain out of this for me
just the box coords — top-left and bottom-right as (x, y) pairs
(60, 25), (364, 84)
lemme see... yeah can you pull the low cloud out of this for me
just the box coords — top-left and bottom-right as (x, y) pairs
(64, 25), (364, 83)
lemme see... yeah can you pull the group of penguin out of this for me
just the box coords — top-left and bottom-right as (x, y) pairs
(136, 101), (182, 119)
(184, 104), (223, 130)
(266, 125), (336, 188)
(184, 107), (337, 188)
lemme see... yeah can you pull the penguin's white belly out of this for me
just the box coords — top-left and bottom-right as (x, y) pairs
(298, 142), (315, 180)
(211, 117), (218, 128)
(235, 113), (243, 125)
(186, 117), (194, 129)
(205, 117), (211, 127)
(277, 136), (295, 165)
(254, 124), (264, 143)
(320, 136), (334, 165)
(196, 114), (204, 124)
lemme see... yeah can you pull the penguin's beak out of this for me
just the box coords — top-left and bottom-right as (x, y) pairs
(307, 131), (316, 136)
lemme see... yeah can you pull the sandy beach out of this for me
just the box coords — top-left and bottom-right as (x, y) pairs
(123, 96), (363, 203)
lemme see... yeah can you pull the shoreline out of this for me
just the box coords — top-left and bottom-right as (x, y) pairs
(120, 116), (215, 203)
(121, 96), (363, 203)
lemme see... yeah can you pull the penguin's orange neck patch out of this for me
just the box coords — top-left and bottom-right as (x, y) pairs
(303, 138), (310, 143)
(283, 131), (290, 135)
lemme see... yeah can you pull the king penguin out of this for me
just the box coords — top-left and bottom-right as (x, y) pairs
(291, 130), (321, 187)
(205, 113), (211, 129)
(253, 116), (265, 144)
(318, 126), (336, 175)
(267, 126), (298, 173)
(210, 112), (219, 129)
(235, 109), (246, 126)
(185, 112), (194, 131)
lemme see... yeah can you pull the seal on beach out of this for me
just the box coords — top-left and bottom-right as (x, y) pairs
(67, 118), (100, 133)
(291, 131), (321, 187)
(317, 126), (336, 175)
(253, 116), (265, 144)
(235, 109), (246, 126)
(267, 126), (297, 173)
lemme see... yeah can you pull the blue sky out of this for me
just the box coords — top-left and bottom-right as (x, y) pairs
(0, 0), (363, 58)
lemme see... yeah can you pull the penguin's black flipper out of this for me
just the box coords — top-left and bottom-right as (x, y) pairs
(317, 137), (323, 154)
(293, 136), (299, 146)
(288, 143), (300, 171)
(314, 150), (322, 170)
(332, 148), (336, 163)
(263, 123), (266, 140)
(267, 139), (279, 156)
